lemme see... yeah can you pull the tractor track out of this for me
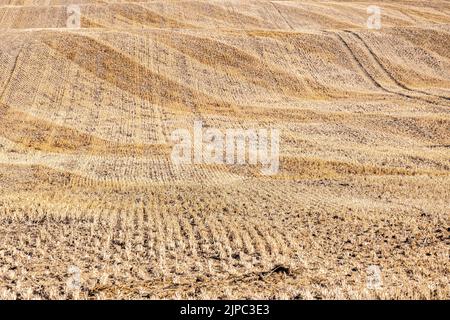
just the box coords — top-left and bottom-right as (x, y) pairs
(333, 30), (450, 108)
(345, 30), (450, 103)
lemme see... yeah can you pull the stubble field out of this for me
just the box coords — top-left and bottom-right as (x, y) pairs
(0, 0), (449, 299)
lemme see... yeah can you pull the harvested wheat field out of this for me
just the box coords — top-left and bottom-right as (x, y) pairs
(0, 0), (449, 300)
